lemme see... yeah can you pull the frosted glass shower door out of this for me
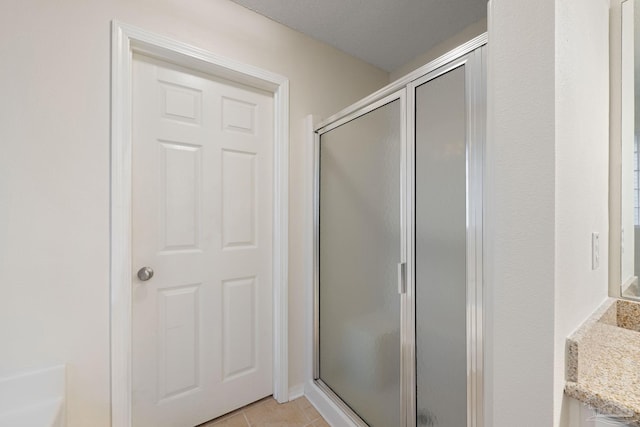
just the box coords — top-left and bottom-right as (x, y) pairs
(414, 61), (481, 427)
(317, 96), (403, 427)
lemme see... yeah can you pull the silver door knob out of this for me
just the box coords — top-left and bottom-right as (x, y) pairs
(137, 266), (154, 281)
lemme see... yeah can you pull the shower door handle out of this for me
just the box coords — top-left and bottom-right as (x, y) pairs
(397, 262), (407, 294)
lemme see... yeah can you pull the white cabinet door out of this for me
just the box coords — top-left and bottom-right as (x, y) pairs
(131, 54), (274, 427)
(567, 397), (634, 427)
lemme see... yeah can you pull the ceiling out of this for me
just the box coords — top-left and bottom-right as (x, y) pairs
(230, 0), (487, 72)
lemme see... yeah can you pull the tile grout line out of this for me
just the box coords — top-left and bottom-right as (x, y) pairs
(242, 410), (251, 427)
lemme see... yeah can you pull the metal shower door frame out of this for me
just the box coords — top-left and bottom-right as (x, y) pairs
(310, 35), (486, 427)
(313, 88), (407, 427)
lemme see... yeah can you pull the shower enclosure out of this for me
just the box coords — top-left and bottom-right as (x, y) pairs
(310, 36), (486, 427)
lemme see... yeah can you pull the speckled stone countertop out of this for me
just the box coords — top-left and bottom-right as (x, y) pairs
(565, 298), (640, 426)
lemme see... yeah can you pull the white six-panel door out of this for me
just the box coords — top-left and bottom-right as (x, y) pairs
(131, 54), (274, 427)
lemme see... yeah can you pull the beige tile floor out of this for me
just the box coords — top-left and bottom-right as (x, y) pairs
(199, 396), (330, 427)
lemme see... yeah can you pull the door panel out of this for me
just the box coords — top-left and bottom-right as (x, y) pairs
(415, 65), (468, 427)
(160, 141), (201, 251)
(318, 98), (402, 427)
(132, 54), (274, 427)
(222, 150), (257, 248)
(157, 284), (200, 400)
(222, 276), (257, 380)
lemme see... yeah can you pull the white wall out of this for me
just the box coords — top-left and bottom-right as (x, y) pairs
(0, 1), (388, 426)
(487, 0), (610, 426)
(389, 18), (487, 82)
(554, 0), (610, 426)
(611, 0), (626, 295)
(621, 0), (636, 287)
(486, 0), (557, 424)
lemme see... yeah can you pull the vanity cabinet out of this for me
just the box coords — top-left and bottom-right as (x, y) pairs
(568, 398), (633, 427)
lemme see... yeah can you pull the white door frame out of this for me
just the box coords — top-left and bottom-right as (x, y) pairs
(110, 21), (290, 427)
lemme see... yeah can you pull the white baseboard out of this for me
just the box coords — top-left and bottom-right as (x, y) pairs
(288, 384), (305, 400)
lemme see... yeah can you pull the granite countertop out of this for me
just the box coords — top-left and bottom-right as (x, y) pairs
(565, 298), (640, 426)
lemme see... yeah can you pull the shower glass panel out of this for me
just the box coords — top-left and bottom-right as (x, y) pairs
(415, 66), (468, 426)
(318, 99), (402, 427)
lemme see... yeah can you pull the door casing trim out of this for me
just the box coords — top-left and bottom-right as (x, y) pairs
(110, 20), (290, 427)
